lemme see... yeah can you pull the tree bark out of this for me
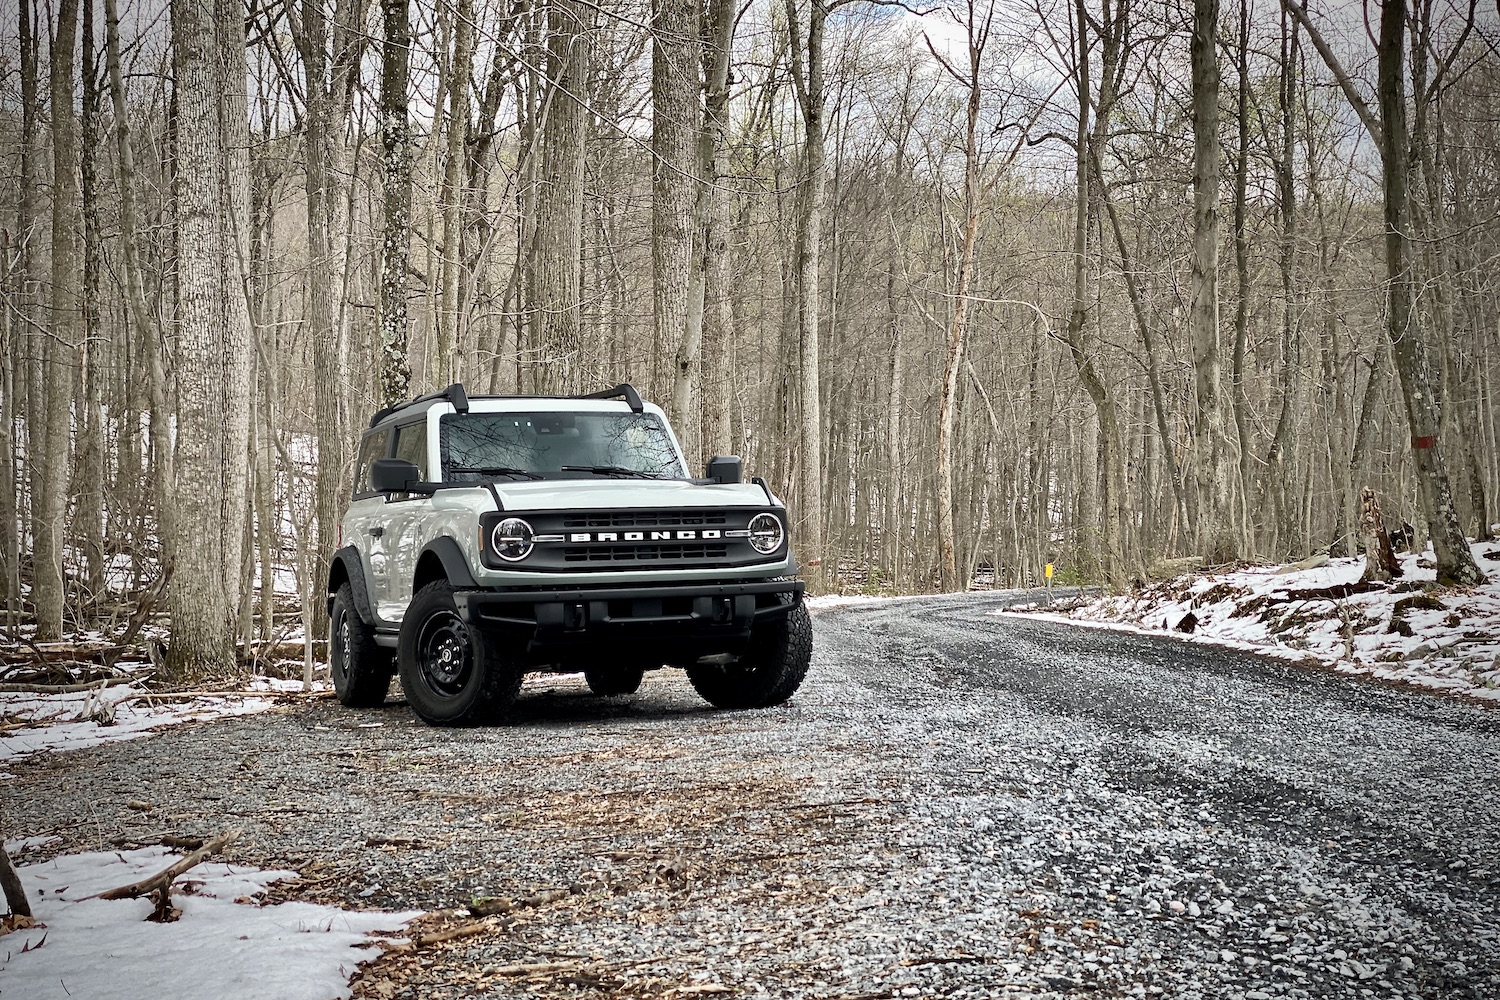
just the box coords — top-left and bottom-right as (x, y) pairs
(436, 0), (474, 385)
(378, 0), (414, 407)
(1188, 0), (1237, 564)
(167, 0), (237, 677)
(217, 0), (254, 627)
(699, 0), (736, 462)
(657, 0), (702, 455)
(1375, 0), (1484, 586)
(32, 0), (83, 640)
(528, 0), (592, 394)
(1064, 0), (1127, 588)
(785, 0), (826, 585)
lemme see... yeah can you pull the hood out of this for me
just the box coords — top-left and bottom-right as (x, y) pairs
(490, 478), (778, 512)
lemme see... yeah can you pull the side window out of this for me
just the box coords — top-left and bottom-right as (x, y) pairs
(352, 429), (392, 497)
(391, 421), (429, 480)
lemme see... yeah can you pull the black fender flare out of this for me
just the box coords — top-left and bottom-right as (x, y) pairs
(417, 536), (479, 590)
(327, 546), (377, 626)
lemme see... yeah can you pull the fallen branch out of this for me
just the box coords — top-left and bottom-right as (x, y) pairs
(0, 676), (137, 694)
(409, 918), (499, 948)
(467, 884), (579, 917)
(91, 828), (241, 921)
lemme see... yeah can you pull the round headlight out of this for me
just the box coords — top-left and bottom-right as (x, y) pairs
(747, 512), (785, 554)
(491, 517), (534, 562)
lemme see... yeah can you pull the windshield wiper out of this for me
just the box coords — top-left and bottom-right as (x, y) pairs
(561, 465), (662, 479)
(448, 465), (543, 480)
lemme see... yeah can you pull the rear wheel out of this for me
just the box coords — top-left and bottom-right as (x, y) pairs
(329, 584), (394, 707)
(687, 604), (812, 709)
(398, 581), (524, 725)
(585, 664), (646, 697)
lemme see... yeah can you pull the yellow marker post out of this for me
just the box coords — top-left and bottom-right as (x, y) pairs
(1044, 563), (1054, 587)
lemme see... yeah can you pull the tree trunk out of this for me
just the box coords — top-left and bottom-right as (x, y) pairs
(528, 0), (592, 395)
(378, 0), (414, 407)
(1064, 0), (1127, 588)
(699, 0), (736, 462)
(32, 0), (83, 640)
(1188, 0), (1236, 564)
(657, 0), (702, 455)
(167, 0), (236, 677)
(78, 0), (106, 605)
(218, 0), (254, 628)
(436, 0), (474, 385)
(785, 0), (826, 585)
(1375, 0), (1484, 586)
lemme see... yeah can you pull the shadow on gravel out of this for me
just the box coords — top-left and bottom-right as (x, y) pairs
(374, 675), (722, 730)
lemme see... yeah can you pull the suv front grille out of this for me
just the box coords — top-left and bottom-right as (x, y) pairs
(563, 543), (732, 564)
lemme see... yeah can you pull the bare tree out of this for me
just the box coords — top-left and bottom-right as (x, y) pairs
(1187, 0), (1238, 565)
(168, 0), (238, 676)
(32, 0), (83, 641)
(929, 0), (992, 590)
(784, 0), (828, 582)
(528, 0), (594, 394)
(379, 0), (414, 407)
(657, 0), (703, 454)
(1374, 0), (1484, 585)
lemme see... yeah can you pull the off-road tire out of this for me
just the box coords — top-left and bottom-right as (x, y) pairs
(585, 664), (646, 697)
(397, 581), (524, 726)
(330, 584), (394, 707)
(687, 603), (812, 709)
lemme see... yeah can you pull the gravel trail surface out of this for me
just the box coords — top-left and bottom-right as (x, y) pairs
(6, 592), (1498, 999)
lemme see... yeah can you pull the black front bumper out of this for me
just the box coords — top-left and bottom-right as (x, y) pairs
(452, 578), (803, 662)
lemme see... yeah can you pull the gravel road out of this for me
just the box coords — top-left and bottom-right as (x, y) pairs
(6, 592), (1499, 999)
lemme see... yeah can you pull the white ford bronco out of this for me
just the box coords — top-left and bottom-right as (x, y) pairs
(325, 383), (810, 725)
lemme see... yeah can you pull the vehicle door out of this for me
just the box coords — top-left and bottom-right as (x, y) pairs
(346, 427), (394, 615)
(379, 417), (434, 623)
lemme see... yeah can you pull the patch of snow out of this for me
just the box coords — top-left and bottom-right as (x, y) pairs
(1003, 541), (1500, 703)
(1, 685), (280, 774)
(3, 847), (419, 1000)
(4, 834), (60, 855)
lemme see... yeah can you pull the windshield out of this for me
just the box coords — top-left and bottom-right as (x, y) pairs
(439, 411), (686, 481)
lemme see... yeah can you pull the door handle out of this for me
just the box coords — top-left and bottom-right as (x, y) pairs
(369, 526), (384, 538)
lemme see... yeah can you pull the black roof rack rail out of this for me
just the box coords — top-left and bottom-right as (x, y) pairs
(367, 382), (470, 428)
(576, 383), (643, 413)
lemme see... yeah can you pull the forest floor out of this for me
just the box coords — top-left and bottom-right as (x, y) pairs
(1003, 541), (1500, 704)
(4, 592), (1498, 999)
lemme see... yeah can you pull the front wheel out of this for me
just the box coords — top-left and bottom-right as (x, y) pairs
(330, 584), (394, 707)
(687, 604), (812, 710)
(397, 581), (524, 726)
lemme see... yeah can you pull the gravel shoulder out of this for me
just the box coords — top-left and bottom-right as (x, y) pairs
(5, 592), (1498, 999)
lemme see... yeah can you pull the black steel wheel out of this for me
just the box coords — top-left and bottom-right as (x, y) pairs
(397, 581), (524, 726)
(329, 584), (394, 707)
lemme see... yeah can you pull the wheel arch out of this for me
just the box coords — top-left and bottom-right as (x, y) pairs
(328, 546), (376, 625)
(414, 536), (479, 593)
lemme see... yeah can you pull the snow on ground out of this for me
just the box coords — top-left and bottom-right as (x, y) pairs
(1005, 541), (1500, 702)
(0, 681), (306, 775)
(2, 847), (419, 1000)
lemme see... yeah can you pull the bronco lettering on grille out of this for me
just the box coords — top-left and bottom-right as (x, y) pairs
(557, 529), (724, 543)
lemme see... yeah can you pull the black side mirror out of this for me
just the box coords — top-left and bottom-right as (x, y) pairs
(370, 457), (421, 493)
(705, 455), (743, 485)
